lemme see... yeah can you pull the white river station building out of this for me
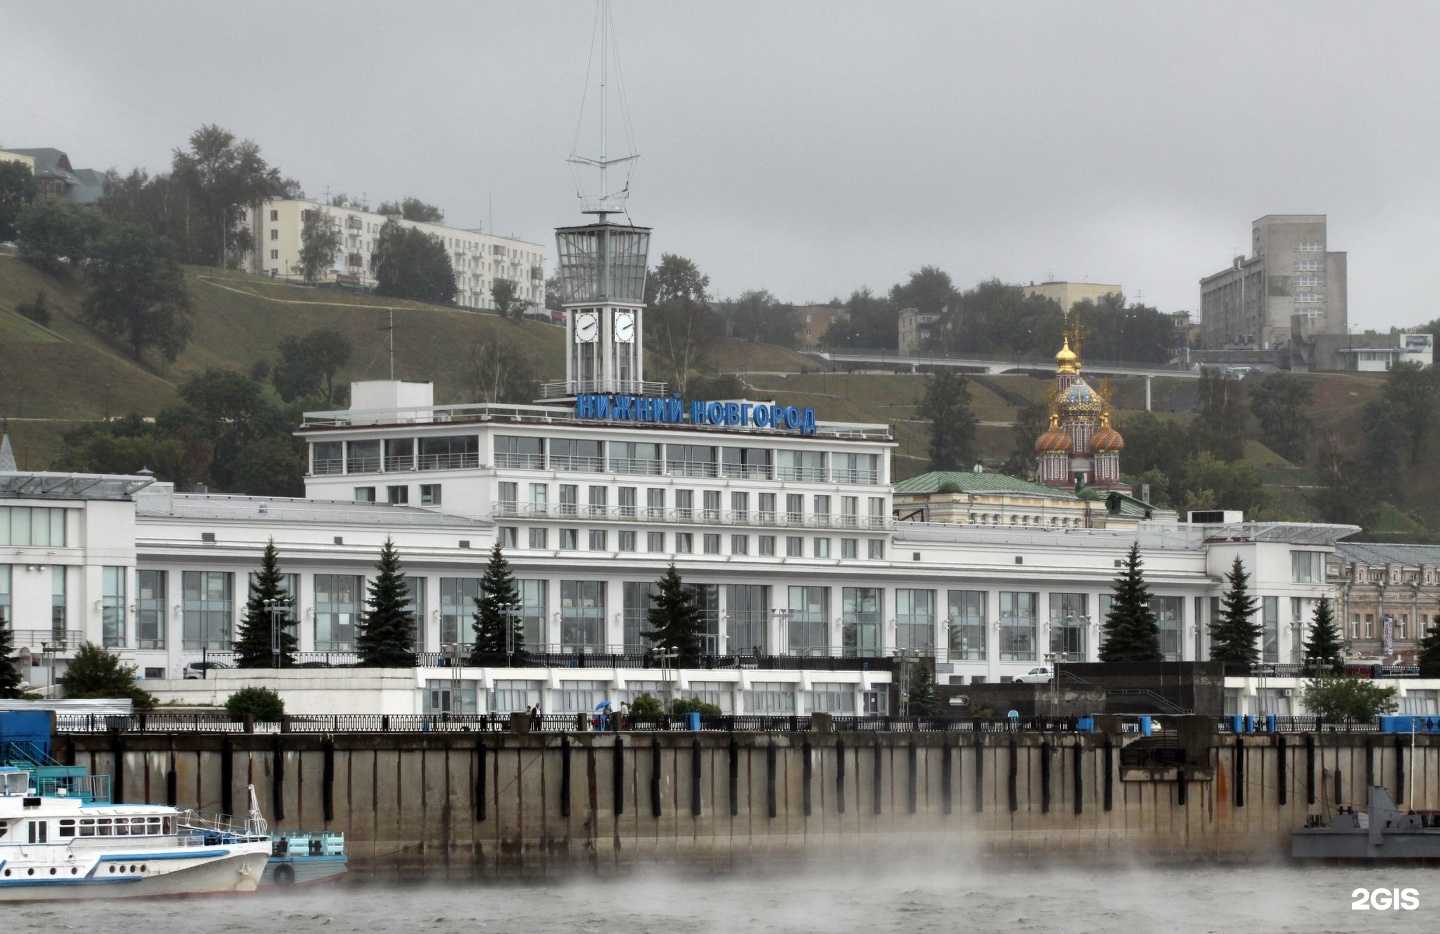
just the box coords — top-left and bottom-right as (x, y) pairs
(0, 208), (1383, 719)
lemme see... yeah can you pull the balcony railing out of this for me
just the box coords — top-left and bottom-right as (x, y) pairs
(12, 629), (84, 651)
(487, 503), (893, 532)
(417, 452), (480, 471)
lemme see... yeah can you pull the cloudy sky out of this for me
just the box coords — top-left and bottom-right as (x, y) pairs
(2, 1), (1436, 330)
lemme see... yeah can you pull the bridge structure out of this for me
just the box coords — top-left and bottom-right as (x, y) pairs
(805, 349), (1200, 411)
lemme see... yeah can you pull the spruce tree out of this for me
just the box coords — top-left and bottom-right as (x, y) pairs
(356, 537), (418, 667)
(234, 539), (298, 668)
(1418, 619), (1440, 679)
(0, 611), (25, 699)
(1302, 596), (1344, 669)
(472, 543), (528, 665)
(642, 564), (706, 668)
(1099, 543), (1162, 662)
(1210, 556), (1262, 667)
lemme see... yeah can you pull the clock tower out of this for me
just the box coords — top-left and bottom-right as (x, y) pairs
(549, 0), (653, 401)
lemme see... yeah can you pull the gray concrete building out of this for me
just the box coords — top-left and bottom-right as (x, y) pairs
(1199, 215), (1347, 352)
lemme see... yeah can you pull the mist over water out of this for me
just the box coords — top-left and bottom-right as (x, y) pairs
(14, 863), (1435, 933)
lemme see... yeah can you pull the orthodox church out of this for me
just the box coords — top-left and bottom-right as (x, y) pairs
(1034, 331), (1129, 493)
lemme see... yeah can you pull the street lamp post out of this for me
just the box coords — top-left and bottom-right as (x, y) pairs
(263, 598), (289, 669)
(499, 602), (521, 667)
(654, 648), (679, 709)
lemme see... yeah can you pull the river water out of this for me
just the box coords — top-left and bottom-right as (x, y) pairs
(14, 862), (1438, 934)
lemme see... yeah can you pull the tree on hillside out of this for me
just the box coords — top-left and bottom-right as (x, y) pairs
(1209, 556), (1262, 667)
(356, 538), (417, 667)
(168, 368), (299, 494)
(891, 266), (958, 320)
(643, 564), (706, 668)
(371, 219), (456, 304)
(1002, 403), (1050, 478)
(272, 329), (351, 404)
(1365, 361), (1436, 468)
(234, 540), (298, 668)
(1248, 373), (1313, 464)
(0, 612), (25, 699)
(943, 279), (1063, 356)
(822, 286), (895, 349)
(1302, 596), (1343, 668)
(472, 544), (528, 664)
(1099, 543), (1162, 662)
(82, 221), (194, 362)
(490, 278), (531, 320)
(469, 334), (537, 404)
(1191, 370), (1247, 462)
(171, 124), (287, 267)
(1178, 451), (1267, 517)
(0, 158), (38, 241)
(376, 197), (443, 223)
(54, 415), (187, 480)
(728, 289), (800, 347)
(646, 253), (709, 304)
(918, 370), (977, 472)
(1119, 411), (1193, 505)
(298, 207), (341, 281)
(1310, 429), (1379, 527)
(17, 194), (105, 274)
(59, 642), (153, 708)
(649, 296), (718, 396)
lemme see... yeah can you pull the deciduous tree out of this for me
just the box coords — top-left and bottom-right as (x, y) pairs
(17, 195), (104, 274)
(918, 370), (977, 471)
(170, 124), (286, 266)
(1191, 369), (1247, 462)
(1248, 372), (1313, 464)
(646, 253), (709, 304)
(371, 219), (456, 304)
(376, 197), (443, 223)
(297, 207), (341, 281)
(643, 564), (706, 668)
(59, 642), (154, 708)
(1209, 557), (1261, 667)
(1419, 618), (1440, 678)
(0, 158), (37, 241)
(356, 538), (418, 667)
(1099, 544), (1162, 662)
(490, 278), (531, 320)
(233, 540), (298, 668)
(82, 221), (193, 362)
(468, 334), (537, 404)
(272, 329), (351, 404)
(1300, 674), (1397, 723)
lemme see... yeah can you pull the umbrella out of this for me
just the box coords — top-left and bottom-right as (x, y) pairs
(595, 700), (613, 710)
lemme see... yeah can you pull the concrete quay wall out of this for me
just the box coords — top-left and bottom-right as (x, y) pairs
(59, 729), (1440, 875)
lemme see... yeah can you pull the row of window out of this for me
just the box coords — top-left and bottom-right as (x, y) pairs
(314, 436), (882, 485)
(495, 525), (886, 561)
(428, 678), (884, 716)
(495, 483), (887, 524)
(353, 484), (442, 506)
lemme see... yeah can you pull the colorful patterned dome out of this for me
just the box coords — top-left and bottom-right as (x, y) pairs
(1059, 377), (1102, 415)
(1091, 423), (1125, 452)
(1034, 424), (1073, 454)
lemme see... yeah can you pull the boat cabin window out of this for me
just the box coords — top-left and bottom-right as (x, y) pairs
(28, 820), (47, 844)
(59, 819), (75, 837)
(0, 819), (8, 838)
(77, 816), (166, 837)
(1, 771), (28, 795)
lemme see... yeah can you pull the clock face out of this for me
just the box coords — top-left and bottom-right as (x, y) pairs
(576, 311), (599, 343)
(615, 310), (635, 343)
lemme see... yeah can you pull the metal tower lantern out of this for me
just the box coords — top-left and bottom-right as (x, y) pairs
(553, 221), (652, 398)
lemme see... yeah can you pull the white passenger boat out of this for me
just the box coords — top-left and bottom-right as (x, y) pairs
(0, 766), (271, 901)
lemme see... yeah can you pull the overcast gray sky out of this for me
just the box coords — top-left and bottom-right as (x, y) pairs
(2, 1), (1436, 330)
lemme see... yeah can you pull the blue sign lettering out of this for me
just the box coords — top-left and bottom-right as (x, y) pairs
(573, 393), (817, 435)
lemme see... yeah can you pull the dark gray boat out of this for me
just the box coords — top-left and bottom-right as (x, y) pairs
(1292, 786), (1440, 859)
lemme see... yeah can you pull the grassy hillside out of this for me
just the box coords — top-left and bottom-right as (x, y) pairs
(2, 256), (1426, 530)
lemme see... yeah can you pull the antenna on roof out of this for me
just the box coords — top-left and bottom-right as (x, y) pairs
(567, 0), (639, 222)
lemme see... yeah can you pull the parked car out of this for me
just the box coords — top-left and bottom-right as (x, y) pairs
(182, 661), (231, 680)
(1011, 666), (1054, 684)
